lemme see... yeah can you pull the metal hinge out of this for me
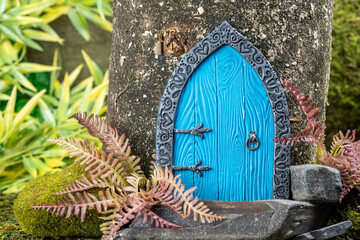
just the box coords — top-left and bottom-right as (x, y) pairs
(172, 160), (211, 177)
(174, 122), (212, 139)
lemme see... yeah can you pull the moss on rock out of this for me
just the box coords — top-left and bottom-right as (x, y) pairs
(14, 162), (103, 238)
(329, 189), (360, 238)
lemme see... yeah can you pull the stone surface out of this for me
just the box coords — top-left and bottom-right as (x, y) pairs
(107, 0), (334, 171)
(290, 164), (342, 203)
(292, 220), (353, 240)
(115, 200), (329, 240)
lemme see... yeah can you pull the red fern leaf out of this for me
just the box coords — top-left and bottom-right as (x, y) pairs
(279, 78), (320, 125)
(33, 189), (123, 222)
(151, 166), (227, 223)
(52, 174), (108, 195)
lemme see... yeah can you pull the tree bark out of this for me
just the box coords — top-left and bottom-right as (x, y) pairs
(107, 0), (334, 172)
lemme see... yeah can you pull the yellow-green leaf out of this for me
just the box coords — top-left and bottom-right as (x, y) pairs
(3, 87), (16, 132)
(76, 5), (112, 32)
(0, 0), (7, 14)
(0, 109), (4, 139)
(67, 7), (90, 41)
(50, 49), (61, 96)
(8, 0), (55, 16)
(96, 0), (105, 20)
(11, 68), (37, 92)
(78, 78), (93, 112)
(23, 156), (37, 178)
(38, 99), (56, 127)
(23, 29), (64, 44)
(12, 89), (46, 129)
(41, 6), (68, 23)
(57, 73), (70, 123)
(70, 76), (91, 95)
(81, 50), (103, 85)
(17, 62), (60, 73)
(0, 25), (24, 43)
(1, 16), (46, 25)
(0, 40), (18, 64)
(68, 64), (83, 86)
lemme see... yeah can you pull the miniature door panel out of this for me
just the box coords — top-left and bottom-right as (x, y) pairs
(173, 45), (274, 201)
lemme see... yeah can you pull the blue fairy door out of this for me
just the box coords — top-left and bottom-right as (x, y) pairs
(156, 22), (290, 201)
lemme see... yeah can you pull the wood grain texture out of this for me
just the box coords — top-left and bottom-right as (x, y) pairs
(173, 45), (274, 201)
(173, 71), (195, 188)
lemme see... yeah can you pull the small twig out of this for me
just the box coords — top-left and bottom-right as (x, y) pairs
(116, 83), (129, 102)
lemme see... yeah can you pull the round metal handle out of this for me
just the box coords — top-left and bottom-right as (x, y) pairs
(246, 131), (259, 151)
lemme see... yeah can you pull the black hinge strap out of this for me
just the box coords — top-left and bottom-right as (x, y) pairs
(172, 160), (211, 177)
(174, 123), (212, 139)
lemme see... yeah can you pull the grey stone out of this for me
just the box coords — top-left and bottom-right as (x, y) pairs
(115, 200), (329, 240)
(107, 0), (334, 170)
(290, 164), (342, 203)
(292, 220), (353, 240)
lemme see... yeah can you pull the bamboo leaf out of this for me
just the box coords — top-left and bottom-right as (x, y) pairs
(78, 78), (93, 112)
(50, 49), (61, 96)
(41, 6), (68, 23)
(10, 68), (37, 92)
(0, 0), (7, 14)
(38, 99), (56, 127)
(76, 5), (112, 32)
(1, 16), (46, 25)
(68, 64), (83, 86)
(81, 50), (103, 85)
(57, 73), (70, 123)
(8, 0), (55, 15)
(23, 156), (38, 178)
(3, 87), (16, 132)
(70, 77), (92, 95)
(17, 62), (60, 73)
(0, 109), (4, 139)
(67, 7), (90, 41)
(12, 89), (46, 129)
(23, 29), (64, 44)
(96, 0), (105, 20)
(0, 26), (24, 43)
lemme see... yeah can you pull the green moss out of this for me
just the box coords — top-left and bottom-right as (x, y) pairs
(14, 162), (103, 238)
(329, 189), (360, 239)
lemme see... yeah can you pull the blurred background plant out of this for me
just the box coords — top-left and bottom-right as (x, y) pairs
(326, 0), (360, 143)
(0, 0), (112, 194)
(326, 0), (360, 238)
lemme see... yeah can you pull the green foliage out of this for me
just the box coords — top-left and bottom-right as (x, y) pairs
(0, 0), (112, 94)
(0, 51), (109, 194)
(32, 112), (226, 240)
(327, 0), (360, 142)
(14, 162), (103, 238)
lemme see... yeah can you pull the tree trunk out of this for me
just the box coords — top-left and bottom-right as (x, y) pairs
(107, 0), (334, 172)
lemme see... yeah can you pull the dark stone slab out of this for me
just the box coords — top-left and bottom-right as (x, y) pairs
(115, 200), (329, 240)
(292, 220), (353, 240)
(290, 164), (342, 203)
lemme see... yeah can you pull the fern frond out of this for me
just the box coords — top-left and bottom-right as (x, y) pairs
(141, 207), (184, 229)
(69, 112), (107, 145)
(48, 137), (127, 187)
(70, 111), (136, 160)
(52, 174), (108, 196)
(151, 166), (227, 223)
(280, 78), (320, 125)
(330, 130), (356, 156)
(273, 121), (326, 150)
(33, 189), (123, 222)
(99, 209), (123, 240)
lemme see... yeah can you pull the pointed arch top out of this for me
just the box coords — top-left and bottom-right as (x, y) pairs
(156, 21), (291, 199)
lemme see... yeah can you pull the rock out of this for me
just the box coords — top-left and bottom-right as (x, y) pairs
(292, 220), (353, 240)
(115, 200), (329, 240)
(14, 163), (103, 238)
(290, 164), (342, 203)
